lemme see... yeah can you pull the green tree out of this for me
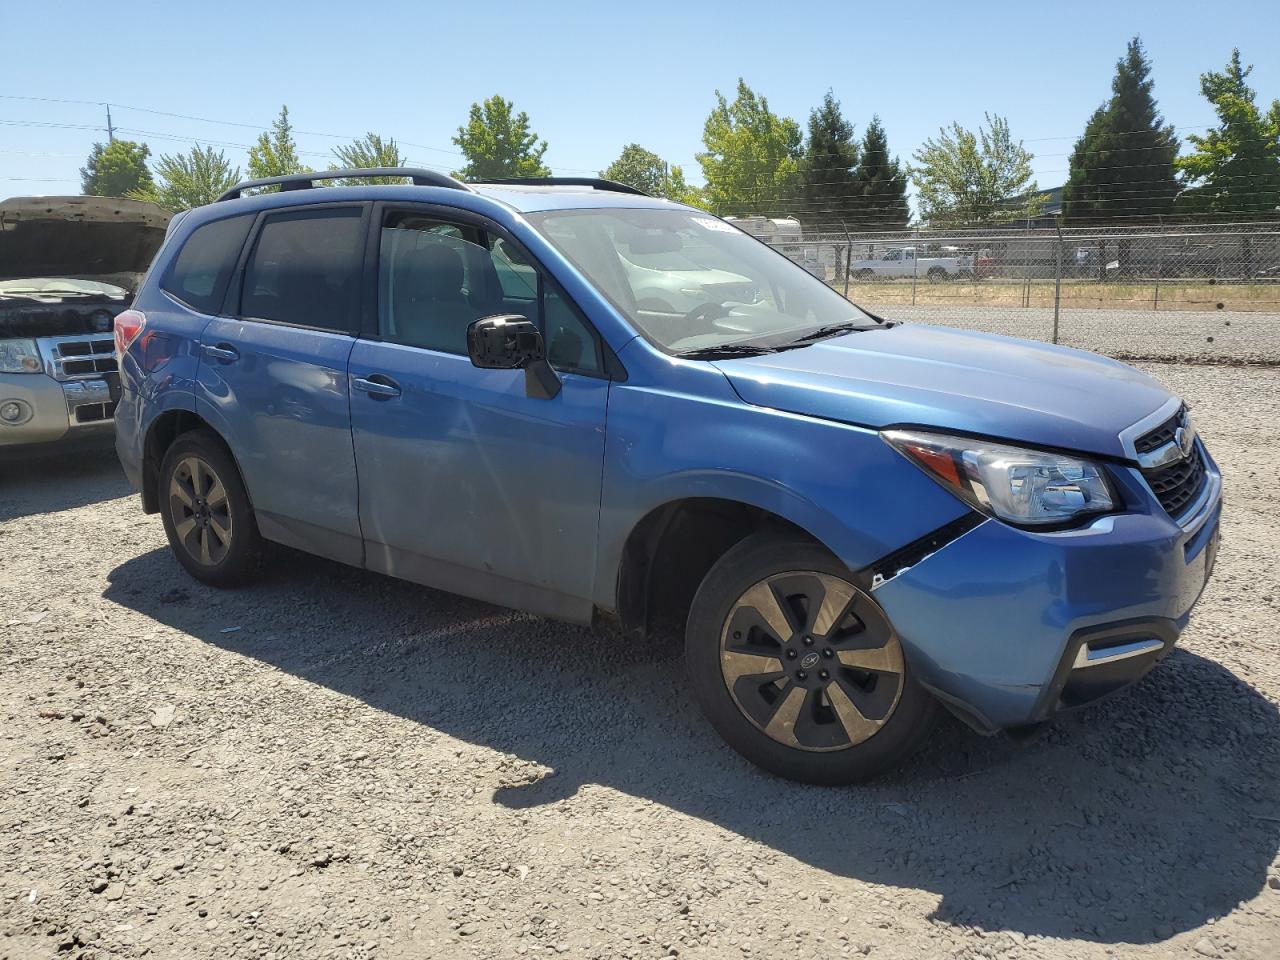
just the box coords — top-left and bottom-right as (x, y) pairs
(849, 116), (909, 228)
(600, 143), (706, 206)
(330, 133), (407, 184)
(911, 113), (1042, 226)
(1062, 37), (1179, 222)
(798, 90), (860, 230)
(80, 140), (153, 197)
(452, 96), (551, 180)
(129, 144), (240, 212)
(696, 79), (803, 216)
(248, 105), (308, 180)
(1176, 49), (1280, 217)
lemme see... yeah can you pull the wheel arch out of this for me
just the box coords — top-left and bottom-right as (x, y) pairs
(141, 410), (249, 514)
(612, 495), (833, 641)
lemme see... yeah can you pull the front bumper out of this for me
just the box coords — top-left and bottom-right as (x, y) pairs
(874, 450), (1222, 732)
(0, 371), (117, 450)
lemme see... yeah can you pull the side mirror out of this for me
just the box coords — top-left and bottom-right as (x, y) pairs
(467, 315), (544, 369)
(466, 314), (561, 399)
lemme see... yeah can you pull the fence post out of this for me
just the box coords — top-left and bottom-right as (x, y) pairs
(842, 222), (852, 298)
(1053, 218), (1063, 344)
(911, 228), (919, 306)
(1154, 240), (1163, 311)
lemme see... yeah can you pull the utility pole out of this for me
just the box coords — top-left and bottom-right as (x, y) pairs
(104, 103), (115, 143)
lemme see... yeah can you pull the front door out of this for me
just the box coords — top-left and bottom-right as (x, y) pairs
(348, 206), (611, 621)
(196, 204), (368, 565)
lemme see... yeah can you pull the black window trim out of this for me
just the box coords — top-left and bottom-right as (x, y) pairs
(159, 211), (257, 316)
(364, 200), (625, 381)
(222, 200), (372, 336)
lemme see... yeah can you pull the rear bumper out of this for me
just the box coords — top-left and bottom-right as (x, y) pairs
(0, 371), (116, 449)
(874, 456), (1222, 732)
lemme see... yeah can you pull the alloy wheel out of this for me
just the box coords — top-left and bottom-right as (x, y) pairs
(719, 571), (904, 752)
(168, 456), (233, 566)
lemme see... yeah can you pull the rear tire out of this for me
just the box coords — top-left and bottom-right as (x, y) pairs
(927, 267), (949, 283)
(686, 532), (936, 784)
(158, 429), (263, 587)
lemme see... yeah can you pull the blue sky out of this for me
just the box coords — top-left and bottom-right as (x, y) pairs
(3, 0), (1278, 207)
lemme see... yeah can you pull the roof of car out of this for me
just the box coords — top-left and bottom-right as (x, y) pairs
(468, 183), (682, 213)
(202, 169), (687, 221)
(175, 182), (686, 239)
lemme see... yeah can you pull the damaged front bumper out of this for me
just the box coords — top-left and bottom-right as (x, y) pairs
(872, 452), (1223, 733)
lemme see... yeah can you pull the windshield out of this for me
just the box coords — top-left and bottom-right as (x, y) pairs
(526, 208), (877, 356)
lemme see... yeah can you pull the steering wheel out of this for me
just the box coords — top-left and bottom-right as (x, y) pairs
(683, 301), (731, 327)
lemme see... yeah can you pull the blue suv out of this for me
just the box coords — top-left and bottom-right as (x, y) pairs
(116, 168), (1222, 783)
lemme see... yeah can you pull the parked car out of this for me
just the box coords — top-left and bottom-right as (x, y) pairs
(851, 245), (974, 282)
(116, 169), (1222, 784)
(0, 196), (169, 454)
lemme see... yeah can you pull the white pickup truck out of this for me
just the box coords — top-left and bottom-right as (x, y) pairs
(850, 245), (973, 282)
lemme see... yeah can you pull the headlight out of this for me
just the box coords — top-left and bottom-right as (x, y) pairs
(0, 339), (42, 374)
(882, 429), (1115, 527)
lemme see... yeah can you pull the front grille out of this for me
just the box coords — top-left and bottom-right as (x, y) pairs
(1143, 444), (1207, 517)
(1134, 409), (1182, 454)
(42, 335), (119, 381)
(73, 401), (117, 424)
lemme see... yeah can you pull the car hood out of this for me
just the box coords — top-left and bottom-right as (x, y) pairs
(0, 195), (170, 289)
(711, 324), (1173, 459)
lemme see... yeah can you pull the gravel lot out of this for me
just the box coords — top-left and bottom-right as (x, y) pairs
(858, 303), (1280, 364)
(3, 362), (1279, 960)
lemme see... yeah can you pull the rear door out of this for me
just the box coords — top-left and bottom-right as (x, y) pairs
(347, 203), (611, 620)
(195, 203), (369, 565)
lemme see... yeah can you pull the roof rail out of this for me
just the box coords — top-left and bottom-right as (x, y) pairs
(468, 177), (650, 197)
(216, 167), (472, 202)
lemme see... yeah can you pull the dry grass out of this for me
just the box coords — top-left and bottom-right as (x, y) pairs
(832, 279), (1280, 313)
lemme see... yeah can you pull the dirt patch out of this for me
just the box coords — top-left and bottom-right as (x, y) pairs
(2, 364), (1279, 960)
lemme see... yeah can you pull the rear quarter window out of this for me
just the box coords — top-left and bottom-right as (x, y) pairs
(160, 214), (254, 314)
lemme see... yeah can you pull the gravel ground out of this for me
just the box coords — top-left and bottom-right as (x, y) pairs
(858, 304), (1280, 363)
(3, 362), (1279, 960)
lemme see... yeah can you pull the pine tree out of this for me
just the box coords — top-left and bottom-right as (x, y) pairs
(850, 116), (909, 228)
(1176, 49), (1280, 218)
(1062, 37), (1179, 223)
(798, 91), (859, 231)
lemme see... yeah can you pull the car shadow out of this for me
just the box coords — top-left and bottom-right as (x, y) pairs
(104, 546), (1280, 945)
(0, 443), (128, 521)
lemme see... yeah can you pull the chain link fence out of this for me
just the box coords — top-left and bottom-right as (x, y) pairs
(757, 222), (1280, 363)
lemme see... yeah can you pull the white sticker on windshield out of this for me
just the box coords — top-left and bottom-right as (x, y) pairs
(691, 216), (739, 233)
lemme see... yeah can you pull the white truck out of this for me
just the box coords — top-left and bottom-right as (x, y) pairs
(850, 245), (974, 282)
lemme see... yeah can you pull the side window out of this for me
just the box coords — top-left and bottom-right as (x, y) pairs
(491, 238), (539, 301)
(544, 287), (602, 373)
(378, 212), (603, 375)
(240, 207), (364, 333)
(161, 214), (253, 314)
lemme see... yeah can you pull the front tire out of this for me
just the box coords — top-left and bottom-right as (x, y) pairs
(686, 532), (935, 784)
(158, 429), (263, 587)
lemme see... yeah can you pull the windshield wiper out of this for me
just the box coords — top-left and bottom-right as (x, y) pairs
(781, 321), (870, 346)
(676, 343), (781, 360)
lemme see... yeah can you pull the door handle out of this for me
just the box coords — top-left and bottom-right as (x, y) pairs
(201, 343), (240, 363)
(352, 375), (401, 400)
